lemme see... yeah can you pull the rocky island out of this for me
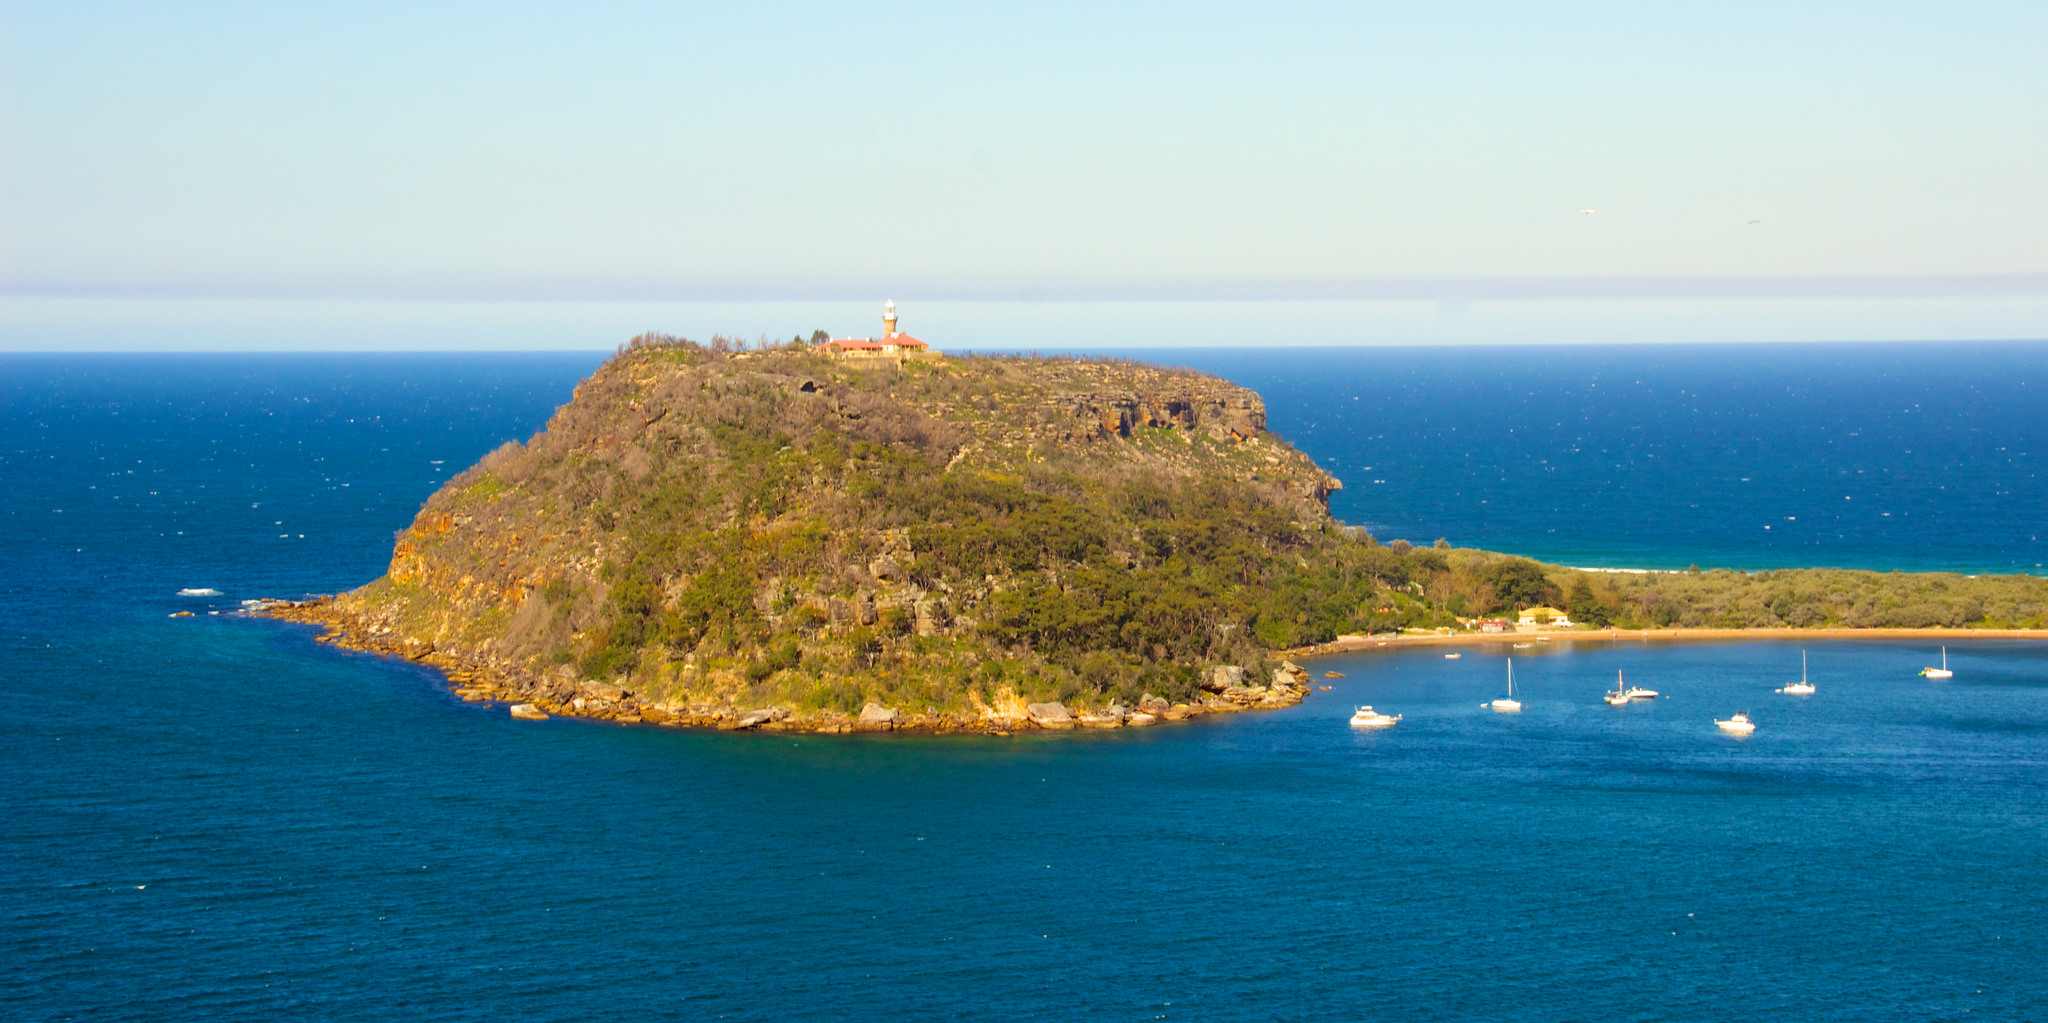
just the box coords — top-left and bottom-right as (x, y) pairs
(262, 334), (2048, 732)
(264, 335), (1369, 732)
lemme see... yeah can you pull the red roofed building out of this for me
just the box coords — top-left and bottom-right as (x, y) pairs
(818, 300), (937, 359)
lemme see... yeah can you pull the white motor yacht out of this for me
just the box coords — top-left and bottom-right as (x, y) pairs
(1921, 646), (1954, 679)
(1620, 669), (1659, 700)
(1715, 713), (1756, 734)
(1778, 650), (1816, 694)
(1490, 659), (1523, 712)
(1349, 706), (1401, 728)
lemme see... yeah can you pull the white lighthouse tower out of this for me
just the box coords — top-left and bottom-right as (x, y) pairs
(883, 299), (898, 338)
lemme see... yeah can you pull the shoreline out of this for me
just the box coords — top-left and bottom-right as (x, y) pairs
(250, 596), (1319, 735)
(1286, 626), (2048, 658)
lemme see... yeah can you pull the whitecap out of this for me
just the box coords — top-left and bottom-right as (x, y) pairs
(178, 588), (222, 597)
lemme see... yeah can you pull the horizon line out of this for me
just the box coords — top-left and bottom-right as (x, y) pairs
(8, 272), (2048, 304)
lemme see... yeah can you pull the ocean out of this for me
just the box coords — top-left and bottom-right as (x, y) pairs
(4, 346), (2045, 1020)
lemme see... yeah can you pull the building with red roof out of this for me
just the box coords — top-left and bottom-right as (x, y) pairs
(817, 300), (937, 360)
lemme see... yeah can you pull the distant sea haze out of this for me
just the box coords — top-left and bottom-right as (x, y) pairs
(1140, 341), (2047, 576)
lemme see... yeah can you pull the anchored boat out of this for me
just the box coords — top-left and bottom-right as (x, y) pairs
(1921, 646), (1954, 679)
(1349, 706), (1401, 729)
(1779, 650), (1816, 695)
(1605, 670), (1632, 706)
(1716, 712), (1756, 734)
(1490, 659), (1523, 713)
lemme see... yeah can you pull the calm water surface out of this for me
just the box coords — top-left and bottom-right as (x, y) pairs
(3, 352), (2044, 1021)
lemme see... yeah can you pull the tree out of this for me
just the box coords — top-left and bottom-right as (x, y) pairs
(1485, 558), (1553, 612)
(1566, 577), (1611, 626)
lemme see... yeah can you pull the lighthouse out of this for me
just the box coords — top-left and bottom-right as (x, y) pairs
(818, 300), (931, 359)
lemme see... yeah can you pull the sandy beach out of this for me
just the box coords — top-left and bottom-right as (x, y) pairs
(1290, 627), (2048, 658)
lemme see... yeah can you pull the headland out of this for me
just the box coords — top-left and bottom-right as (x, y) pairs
(259, 327), (2048, 733)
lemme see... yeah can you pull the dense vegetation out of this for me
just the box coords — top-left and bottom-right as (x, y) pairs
(335, 336), (2047, 722)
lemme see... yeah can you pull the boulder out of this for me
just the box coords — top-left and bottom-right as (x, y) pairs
(1137, 693), (1170, 716)
(509, 703), (549, 721)
(735, 706), (790, 729)
(1202, 665), (1247, 692)
(868, 556), (903, 582)
(1126, 712), (1158, 726)
(1026, 702), (1074, 729)
(857, 702), (901, 730)
(582, 680), (628, 702)
(1077, 706), (1125, 729)
(1163, 704), (1191, 721)
(1221, 685), (1268, 704)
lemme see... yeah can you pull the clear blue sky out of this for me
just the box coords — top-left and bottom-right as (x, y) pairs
(3, 2), (2045, 347)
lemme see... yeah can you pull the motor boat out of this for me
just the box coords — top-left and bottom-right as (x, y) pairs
(1715, 713), (1756, 734)
(1349, 706), (1401, 728)
(1921, 646), (1953, 679)
(1778, 650), (1816, 694)
(1444, 652), (1462, 659)
(1616, 668), (1658, 700)
(1490, 659), (1523, 712)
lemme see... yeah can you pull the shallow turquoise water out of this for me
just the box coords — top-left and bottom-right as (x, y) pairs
(3, 353), (2044, 1020)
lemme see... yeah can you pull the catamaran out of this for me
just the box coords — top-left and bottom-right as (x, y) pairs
(1491, 659), (1523, 712)
(1921, 647), (1954, 679)
(1779, 650), (1816, 694)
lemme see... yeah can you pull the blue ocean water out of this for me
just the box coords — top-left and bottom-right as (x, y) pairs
(1152, 342), (2048, 574)
(4, 349), (2046, 1021)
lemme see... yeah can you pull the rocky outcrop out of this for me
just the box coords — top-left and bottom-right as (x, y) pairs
(1027, 702), (1074, 730)
(857, 703), (901, 731)
(509, 703), (549, 720)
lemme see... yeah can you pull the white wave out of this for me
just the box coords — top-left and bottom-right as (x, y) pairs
(178, 588), (222, 596)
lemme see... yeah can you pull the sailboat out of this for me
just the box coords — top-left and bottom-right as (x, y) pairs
(1921, 646), (1954, 679)
(1778, 650), (1816, 694)
(1605, 670), (1632, 706)
(1490, 659), (1523, 712)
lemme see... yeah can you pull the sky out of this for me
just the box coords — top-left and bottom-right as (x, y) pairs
(4, 1), (2046, 348)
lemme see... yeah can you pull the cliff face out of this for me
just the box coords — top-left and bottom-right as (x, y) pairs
(273, 342), (1352, 731)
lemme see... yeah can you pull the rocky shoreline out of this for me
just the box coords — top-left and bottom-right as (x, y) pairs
(252, 596), (1317, 735)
